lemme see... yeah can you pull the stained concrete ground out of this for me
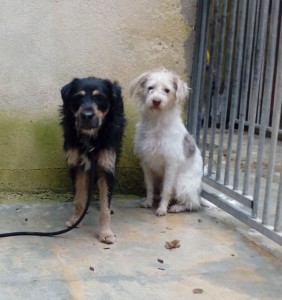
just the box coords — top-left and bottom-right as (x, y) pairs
(0, 194), (281, 300)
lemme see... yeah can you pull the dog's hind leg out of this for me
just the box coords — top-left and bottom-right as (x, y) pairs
(98, 173), (115, 244)
(140, 163), (155, 208)
(66, 168), (88, 227)
(168, 203), (187, 213)
(173, 189), (202, 212)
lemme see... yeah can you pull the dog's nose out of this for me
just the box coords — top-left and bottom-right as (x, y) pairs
(81, 111), (94, 121)
(152, 99), (161, 107)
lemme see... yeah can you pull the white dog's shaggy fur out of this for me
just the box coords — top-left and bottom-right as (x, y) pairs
(130, 68), (203, 216)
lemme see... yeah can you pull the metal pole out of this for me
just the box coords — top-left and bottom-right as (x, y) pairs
(243, 1), (269, 204)
(254, 0), (280, 225)
(233, 0), (257, 190)
(224, 0), (247, 186)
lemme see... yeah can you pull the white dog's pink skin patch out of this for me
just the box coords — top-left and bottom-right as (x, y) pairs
(130, 68), (203, 216)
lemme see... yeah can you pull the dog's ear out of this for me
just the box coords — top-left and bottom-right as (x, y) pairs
(105, 80), (122, 102)
(61, 79), (78, 103)
(110, 81), (124, 111)
(173, 76), (189, 103)
(129, 72), (149, 98)
(111, 81), (122, 100)
(61, 82), (72, 104)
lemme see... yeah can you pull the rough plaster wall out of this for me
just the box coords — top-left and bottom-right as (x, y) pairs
(0, 0), (196, 194)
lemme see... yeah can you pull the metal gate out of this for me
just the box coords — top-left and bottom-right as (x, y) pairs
(188, 0), (282, 245)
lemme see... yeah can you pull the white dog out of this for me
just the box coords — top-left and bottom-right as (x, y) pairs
(130, 68), (203, 216)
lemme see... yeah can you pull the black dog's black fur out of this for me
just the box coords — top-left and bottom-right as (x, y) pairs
(60, 76), (126, 243)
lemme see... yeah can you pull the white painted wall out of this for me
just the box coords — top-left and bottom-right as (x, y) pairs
(0, 0), (196, 192)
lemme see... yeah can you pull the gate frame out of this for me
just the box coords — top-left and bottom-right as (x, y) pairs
(188, 0), (282, 245)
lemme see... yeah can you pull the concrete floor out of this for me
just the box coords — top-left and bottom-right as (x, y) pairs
(0, 196), (281, 300)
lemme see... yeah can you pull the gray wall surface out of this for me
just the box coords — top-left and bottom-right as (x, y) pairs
(0, 0), (196, 194)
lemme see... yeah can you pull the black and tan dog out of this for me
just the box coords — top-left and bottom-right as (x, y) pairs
(60, 77), (126, 244)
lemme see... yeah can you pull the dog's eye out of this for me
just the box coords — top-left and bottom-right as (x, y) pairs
(148, 86), (154, 91)
(164, 88), (170, 94)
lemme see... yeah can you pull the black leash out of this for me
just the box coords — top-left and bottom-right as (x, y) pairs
(0, 151), (96, 238)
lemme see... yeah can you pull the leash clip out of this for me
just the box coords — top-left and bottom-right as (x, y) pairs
(88, 147), (95, 153)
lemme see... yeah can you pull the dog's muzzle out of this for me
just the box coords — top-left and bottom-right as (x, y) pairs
(77, 109), (99, 130)
(152, 99), (161, 108)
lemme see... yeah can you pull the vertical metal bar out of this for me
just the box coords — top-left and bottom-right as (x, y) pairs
(187, 0), (202, 131)
(253, 0), (280, 225)
(233, 0), (257, 190)
(206, 0), (220, 177)
(217, 0), (238, 184)
(256, 72), (265, 125)
(201, 85), (212, 167)
(243, 1), (269, 202)
(196, 1), (211, 143)
(224, 0), (247, 186)
(275, 169), (282, 232)
(264, 1), (282, 229)
(214, 0), (228, 181)
(245, 0), (260, 128)
(216, 1), (229, 181)
(198, 2), (212, 164)
(190, 0), (210, 140)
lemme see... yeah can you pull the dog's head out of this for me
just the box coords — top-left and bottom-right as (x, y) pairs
(129, 68), (189, 113)
(61, 77), (122, 136)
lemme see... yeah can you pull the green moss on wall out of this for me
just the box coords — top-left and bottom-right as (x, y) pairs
(0, 114), (65, 170)
(0, 107), (144, 197)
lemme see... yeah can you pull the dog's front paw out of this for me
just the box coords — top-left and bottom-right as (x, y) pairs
(99, 230), (116, 244)
(140, 198), (153, 208)
(155, 207), (167, 216)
